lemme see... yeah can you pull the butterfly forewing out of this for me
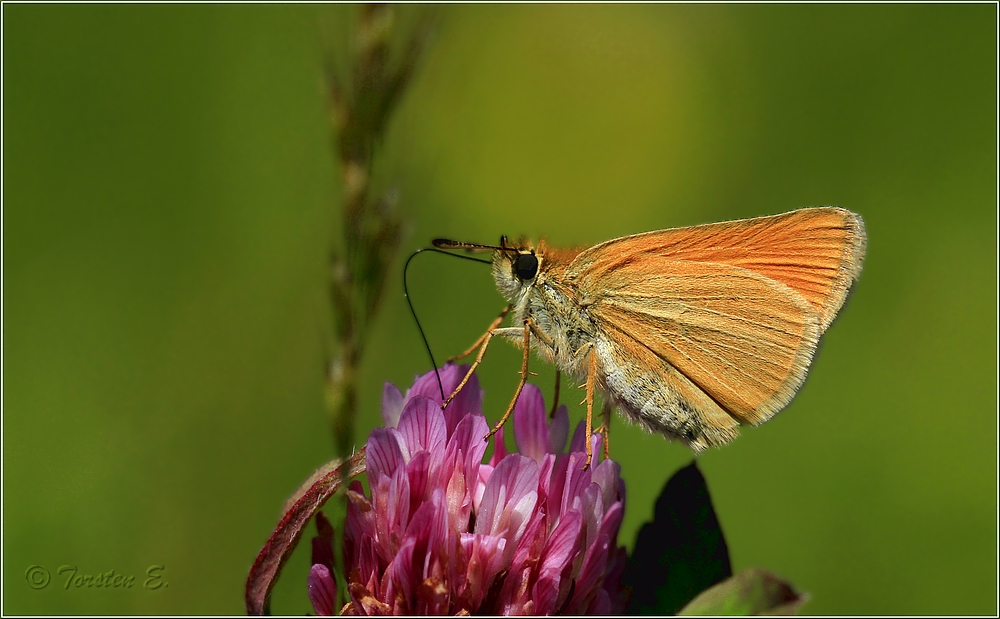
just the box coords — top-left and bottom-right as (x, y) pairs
(568, 207), (866, 332)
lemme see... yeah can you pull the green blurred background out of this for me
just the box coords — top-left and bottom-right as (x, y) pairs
(4, 4), (996, 615)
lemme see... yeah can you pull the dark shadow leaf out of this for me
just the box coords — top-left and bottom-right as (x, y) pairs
(624, 460), (731, 615)
(245, 448), (367, 615)
(678, 568), (808, 616)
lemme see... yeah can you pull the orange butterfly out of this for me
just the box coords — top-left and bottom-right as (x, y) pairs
(435, 207), (866, 467)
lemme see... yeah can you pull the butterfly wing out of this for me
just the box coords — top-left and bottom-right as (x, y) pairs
(569, 207), (866, 332)
(566, 207), (864, 430)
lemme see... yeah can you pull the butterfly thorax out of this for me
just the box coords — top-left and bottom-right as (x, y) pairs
(492, 240), (594, 378)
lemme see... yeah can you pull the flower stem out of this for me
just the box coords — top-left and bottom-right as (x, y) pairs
(324, 4), (435, 457)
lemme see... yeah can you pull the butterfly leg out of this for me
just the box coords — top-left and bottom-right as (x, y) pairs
(485, 318), (534, 441)
(447, 304), (512, 363)
(442, 304), (513, 409)
(549, 370), (561, 419)
(583, 344), (598, 470)
(593, 398), (612, 459)
(594, 396), (611, 458)
(572, 343), (598, 469)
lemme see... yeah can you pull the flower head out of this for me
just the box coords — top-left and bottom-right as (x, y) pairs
(310, 363), (629, 615)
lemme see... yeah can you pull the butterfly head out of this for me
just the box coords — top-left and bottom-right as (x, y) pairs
(491, 235), (542, 302)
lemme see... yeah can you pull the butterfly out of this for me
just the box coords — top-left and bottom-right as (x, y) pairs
(434, 207), (866, 467)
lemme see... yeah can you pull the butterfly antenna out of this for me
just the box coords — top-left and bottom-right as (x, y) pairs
(403, 247), (492, 400)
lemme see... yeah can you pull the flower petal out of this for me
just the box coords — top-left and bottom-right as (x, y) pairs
(603, 546), (632, 613)
(487, 424), (507, 467)
(571, 532), (611, 613)
(588, 588), (612, 615)
(373, 466), (410, 560)
(601, 500), (626, 550)
(532, 508), (583, 615)
(590, 430), (604, 464)
(458, 532), (507, 610)
(367, 427), (405, 483)
(441, 368), (484, 435)
(591, 458), (624, 513)
(404, 490), (449, 582)
(387, 538), (416, 614)
(536, 453), (556, 508)
(540, 508), (583, 577)
(499, 510), (548, 615)
(356, 535), (381, 601)
(547, 451), (591, 527)
(308, 564), (338, 616)
(405, 368), (446, 402)
(507, 509), (548, 580)
(580, 482), (604, 550)
(382, 381), (405, 428)
(473, 463), (492, 514)
(568, 419), (588, 454)
(406, 450), (431, 518)
(445, 462), (470, 533)
(343, 481), (375, 573)
(441, 414), (490, 529)
(513, 383), (549, 462)
(446, 412), (490, 486)
(406, 363), (483, 436)
(311, 511), (336, 571)
(549, 403), (569, 453)
(475, 454), (539, 564)
(396, 395), (447, 461)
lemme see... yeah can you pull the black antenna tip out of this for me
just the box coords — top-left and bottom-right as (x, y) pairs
(432, 238), (458, 249)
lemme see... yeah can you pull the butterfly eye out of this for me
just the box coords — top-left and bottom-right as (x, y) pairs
(514, 253), (538, 280)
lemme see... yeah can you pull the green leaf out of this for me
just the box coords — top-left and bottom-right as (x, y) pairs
(624, 461), (732, 615)
(678, 568), (808, 616)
